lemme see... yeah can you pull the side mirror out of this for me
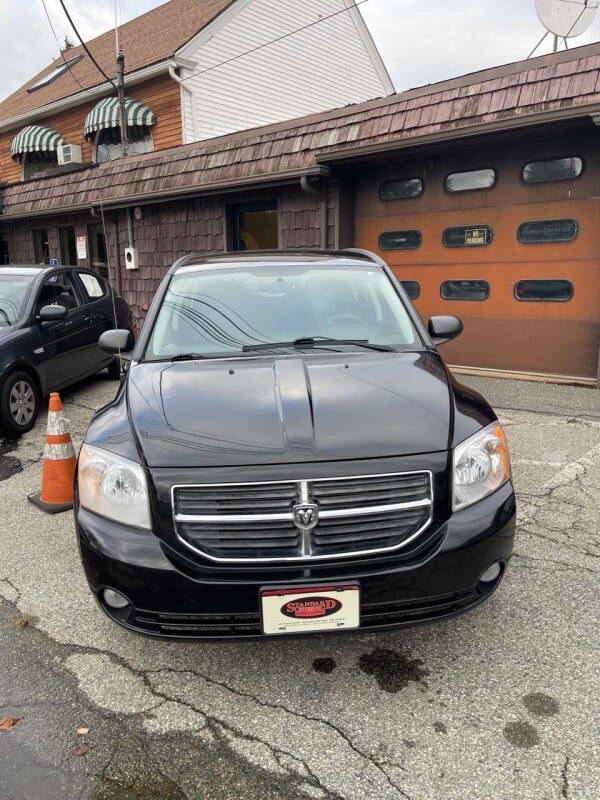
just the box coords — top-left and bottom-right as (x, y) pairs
(99, 329), (134, 357)
(38, 304), (68, 322)
(428, 315), (463, 345)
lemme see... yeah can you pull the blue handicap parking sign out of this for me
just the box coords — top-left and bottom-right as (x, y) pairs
(50, 258), (59, 266)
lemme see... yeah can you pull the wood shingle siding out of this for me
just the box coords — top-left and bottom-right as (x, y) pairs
(2, 41), (600, 219)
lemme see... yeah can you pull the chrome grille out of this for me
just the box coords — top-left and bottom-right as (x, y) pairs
(172, 471), (433, 563)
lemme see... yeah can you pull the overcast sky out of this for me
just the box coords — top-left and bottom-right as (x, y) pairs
(1, 0), (599, 102)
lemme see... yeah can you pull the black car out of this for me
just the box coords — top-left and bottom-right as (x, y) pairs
(0, 266), (132, 434)
(75, 250), (516, 639)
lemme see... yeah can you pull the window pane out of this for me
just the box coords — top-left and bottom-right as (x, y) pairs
(401, 280), (420, 300)
(441, 280), (490, 301)
(379, 230), (422, 250)
(230, 201), (278, 250)
(379, 178), (423, 200)
(443, 225), (493, 248)
(78, 272), (105, 299)
(87, 223), (108, 277)
(59, 227), (77, 265)
(23, 152), (57, 181)
(96, 125), (153, 163)
(522, 157), (583, 184)
(445, 168), (495, 192)
(37, 272), (81, 312)
(518, 219), (578, 244)
(514, 280), (573, 302)
(32, 229), (49, 264)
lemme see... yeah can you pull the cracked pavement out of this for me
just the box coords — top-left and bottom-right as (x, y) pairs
(0, 372), (599, 799)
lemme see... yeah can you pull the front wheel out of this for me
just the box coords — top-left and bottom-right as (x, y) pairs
(0, 370), (40, 435)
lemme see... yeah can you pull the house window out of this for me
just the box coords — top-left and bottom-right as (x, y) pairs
(379, 230), (422, 251)
(229, 200), (278, 250)
(514, 280), (573, 302)
(59, 226), (77, 266)
(442, 225), (493, 247)
(87, 223), (108, 277)
(517, 219), (578, 244)
(379, 178), (423, 200)
(401, 281), (420, 300)
(95, 125), (154, 164)
(445, 168), (496, 193)
(32, 229), (49, 264)
(0, 237), (9, 265)
(23, 151), (58, 181)
(522, 157), (583, 184)
(441, 280), (490, 301)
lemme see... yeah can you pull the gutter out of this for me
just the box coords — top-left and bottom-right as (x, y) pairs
(0, 59), (181, 134)
(0, 165), (331, 221)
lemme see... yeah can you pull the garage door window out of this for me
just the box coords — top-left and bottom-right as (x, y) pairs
(445, 168), (495, 193)
(401, 281), (420, 300)
(443, 225), (493, 247)
(522, 157), (583, 184)
(379, 178), (423, 200)
(379, 230), (422, 250)
(441, 280), (490, 301)
(514, 280), (573, 302)
(517, 219), (578, 244)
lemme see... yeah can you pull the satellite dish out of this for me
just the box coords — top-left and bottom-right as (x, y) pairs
(535, 0), (599, 39)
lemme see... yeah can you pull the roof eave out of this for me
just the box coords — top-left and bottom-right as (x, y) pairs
(0, 164), (331, 221)
(0, 59), (176, 134)
(317, 104), (600, 164)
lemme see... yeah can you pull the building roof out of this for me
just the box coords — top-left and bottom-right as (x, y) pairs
(3, 41), (600, 220)
(0, 0), (234, 123)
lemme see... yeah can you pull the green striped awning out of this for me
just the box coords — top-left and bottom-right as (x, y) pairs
(10, 125), (65, 158)
(84, 96), (157, 138)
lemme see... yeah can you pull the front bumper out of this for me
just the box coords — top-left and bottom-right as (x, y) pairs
(76, 480), (516, 639)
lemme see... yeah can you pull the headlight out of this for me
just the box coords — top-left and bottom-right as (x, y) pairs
(78, 444), (151, 530)
(452, 422), (510, 511)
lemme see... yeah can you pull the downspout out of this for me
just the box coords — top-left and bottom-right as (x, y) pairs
(300, 174), (328, 250)
(169, 64), (196, 142)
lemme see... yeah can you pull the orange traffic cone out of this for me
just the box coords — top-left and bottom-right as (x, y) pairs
(28, 393), (76, 514)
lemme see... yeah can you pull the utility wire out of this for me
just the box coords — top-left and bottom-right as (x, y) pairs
(40, 0), (85, 90)
(179, 0), (370, 84)
(57, 0), (117, 91)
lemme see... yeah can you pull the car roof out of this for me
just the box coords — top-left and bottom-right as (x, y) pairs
(0, 265), (49, 276)
(173, 249), (386, 275)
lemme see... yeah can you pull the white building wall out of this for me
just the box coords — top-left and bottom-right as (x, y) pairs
(179, 0), (392, 143)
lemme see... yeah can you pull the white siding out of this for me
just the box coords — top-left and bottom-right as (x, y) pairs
(179, 0), (391, 143)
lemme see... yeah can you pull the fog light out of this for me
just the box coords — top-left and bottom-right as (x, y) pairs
(103, 588), (130, 609)
(479, 562), (502, 583)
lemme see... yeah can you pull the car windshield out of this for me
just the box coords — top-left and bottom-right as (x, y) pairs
(146, 263), (418, 359)
(0, 274), (35, 327)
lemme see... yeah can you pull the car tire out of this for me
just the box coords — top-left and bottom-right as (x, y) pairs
(106, 358), (122, 380)
(0, 370), (40, 435)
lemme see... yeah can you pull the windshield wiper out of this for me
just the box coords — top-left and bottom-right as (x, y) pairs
(242, 337), (396, 353)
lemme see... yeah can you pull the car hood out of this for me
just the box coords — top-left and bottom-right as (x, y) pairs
(127, 352), (453, 468)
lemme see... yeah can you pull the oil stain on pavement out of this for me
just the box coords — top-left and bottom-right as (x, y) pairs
(312, 657), (337, 674)
(522, 692), (560, 717)
(503, 720), (540, 748)
(0, 438), (22, 481)
(358, 647), (429, 693)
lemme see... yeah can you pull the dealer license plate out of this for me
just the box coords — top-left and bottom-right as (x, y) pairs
(261, 585), (360, 635)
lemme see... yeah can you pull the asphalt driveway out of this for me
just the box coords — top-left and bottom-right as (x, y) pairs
(0, 372), (598, 800)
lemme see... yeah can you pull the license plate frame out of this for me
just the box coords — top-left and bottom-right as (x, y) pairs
(260, 584), (360, 635)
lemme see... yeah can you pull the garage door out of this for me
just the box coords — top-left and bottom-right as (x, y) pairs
(354, 128), (600, 381)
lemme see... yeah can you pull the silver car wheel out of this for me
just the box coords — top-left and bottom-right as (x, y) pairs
(9, 380), (36, 426)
